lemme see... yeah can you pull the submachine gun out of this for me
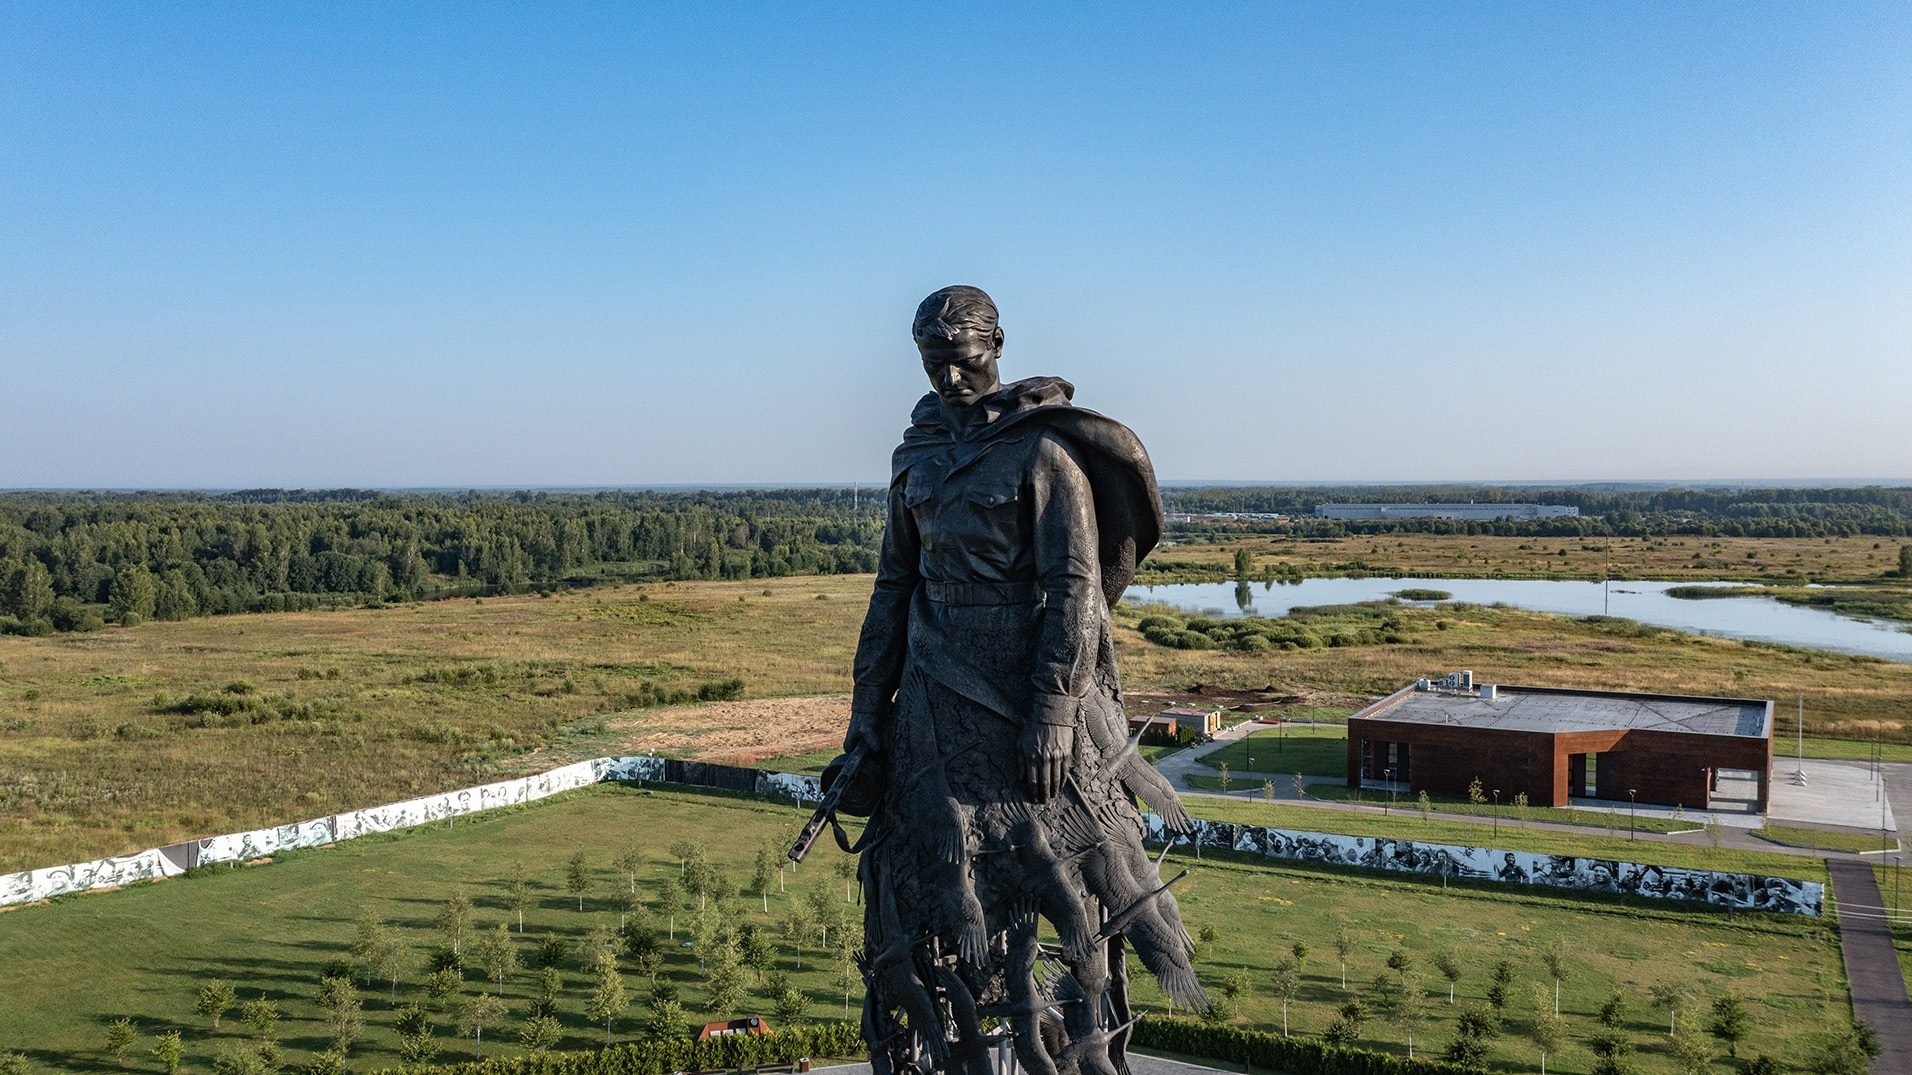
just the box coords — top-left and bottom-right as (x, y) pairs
(788, 743), (881, 863)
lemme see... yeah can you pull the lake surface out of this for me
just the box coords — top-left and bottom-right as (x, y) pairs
(1121, 577), (1912, 663)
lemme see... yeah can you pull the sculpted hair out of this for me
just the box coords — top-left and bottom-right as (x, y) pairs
(912, 286), (999, 341)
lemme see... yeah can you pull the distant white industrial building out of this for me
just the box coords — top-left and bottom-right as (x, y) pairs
(1314, 503), (1580, 521)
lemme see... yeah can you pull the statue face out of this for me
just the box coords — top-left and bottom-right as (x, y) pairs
(918, 328), (1002, 408)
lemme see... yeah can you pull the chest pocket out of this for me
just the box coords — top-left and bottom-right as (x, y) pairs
(962, 483), (1020, 510)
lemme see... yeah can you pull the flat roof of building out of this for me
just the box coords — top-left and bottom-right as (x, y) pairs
(1355, 684), (1772, 739)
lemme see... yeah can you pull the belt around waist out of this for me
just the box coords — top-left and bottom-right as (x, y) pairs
(923, 580), (1044, 606)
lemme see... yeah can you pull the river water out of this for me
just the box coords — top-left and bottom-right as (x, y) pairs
(1120, 577), (1912, 663)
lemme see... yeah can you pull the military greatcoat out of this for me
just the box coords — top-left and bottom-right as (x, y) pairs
(847, 377), (1204, 1075)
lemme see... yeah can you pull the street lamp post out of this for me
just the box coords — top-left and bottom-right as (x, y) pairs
(1385, 767), (1396, 815)
(1492, 789), (1501, 837)
(1629, 789), (1638, 841)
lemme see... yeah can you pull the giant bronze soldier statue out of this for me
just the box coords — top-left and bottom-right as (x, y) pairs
(799, 286), (1206, 1075)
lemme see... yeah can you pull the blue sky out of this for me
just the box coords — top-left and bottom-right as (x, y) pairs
(3, 3), (1907, 487)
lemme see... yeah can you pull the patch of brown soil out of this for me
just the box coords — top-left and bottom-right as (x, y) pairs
(504, 695), (853, 774)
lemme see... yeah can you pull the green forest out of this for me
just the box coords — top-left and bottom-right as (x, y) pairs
(1161, 484), (1912, 539)
(5, 484), (1912, 634)
(0, 490), (882, 635)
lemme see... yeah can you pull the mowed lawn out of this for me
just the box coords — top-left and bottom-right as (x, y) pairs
(0, 785), (1855, 1075)
(1196, 727), (1349, 779)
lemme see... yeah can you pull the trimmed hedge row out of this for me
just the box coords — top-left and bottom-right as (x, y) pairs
(365, 1022), (863, 1075)
(371, 1016), (1478, 1075)
(1131, 1015), (1480, 1075)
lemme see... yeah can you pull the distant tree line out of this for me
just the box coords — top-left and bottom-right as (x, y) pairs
(0, 489), (881, 634)
(1162, 484), (1912, 540)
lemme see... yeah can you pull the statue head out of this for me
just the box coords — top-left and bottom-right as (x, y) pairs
(914, 285), (1003, 408)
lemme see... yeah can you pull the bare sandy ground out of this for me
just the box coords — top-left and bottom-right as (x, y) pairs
(506, 694), (853, 773)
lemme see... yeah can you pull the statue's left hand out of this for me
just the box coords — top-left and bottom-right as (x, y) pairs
(1021, 721), (1074, 802)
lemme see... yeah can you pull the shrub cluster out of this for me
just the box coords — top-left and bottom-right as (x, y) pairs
(1133, 607), (1409, 652)
(365, 1021), (863, 1075)
(1131, 1014), (1480, 1075)
(610, 677), (747, 710)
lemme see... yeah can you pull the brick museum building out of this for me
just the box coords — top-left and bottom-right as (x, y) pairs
(1346, 673), (1774, 812)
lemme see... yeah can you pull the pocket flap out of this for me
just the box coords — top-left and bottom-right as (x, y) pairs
(962, 484), (1021, 509)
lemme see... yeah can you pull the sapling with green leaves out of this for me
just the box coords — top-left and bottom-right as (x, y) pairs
(350, 911), (386, 986)
(105, 1018), (137, 1066)
(151, 1033), (183, 1075)
(315, 977), (362, 1053)
(1432, 948), (1462, 1003)
(435, 891), (473, 957)
(196, 979), (237, 1029)
(753, 841), (779, 911)
(565, 850), (590, 911)
(1528, 984), (1567, 1074)
(535, 933), (570, 970)
(240, 997), (279, 1039)
(1649, 980), (1692, 1033)
(1391, 974), (1431, 1059)
(783, 900), (816, 969)
(586, 951), (628, 1044)
(395, 1004), (438, 1065)
(1597, 990), (1628, 1028)
(456, 993), (506, 1060)
(505, 861), (533, 932)
(774, 985), (809, 1027)
(1668, 1011), (1715, 1075)
(613, 846), (643, 894)
(1540, 937), (1569, 1013)
(372, 935), (412, 1003)
(1331, 918), (1354, 989)
(519, 1014), (562, 1054)
(659, 874), (685, 939)
(646, 983), (689, 1042)
(424, 968), (461, 1008)
(1267, 956), (1299, 1036)
(475, 923), (519, 996)
(1707, 993), (1751, 1057)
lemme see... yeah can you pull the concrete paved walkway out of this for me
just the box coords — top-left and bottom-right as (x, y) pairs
(1827, 859), (1912, 1072)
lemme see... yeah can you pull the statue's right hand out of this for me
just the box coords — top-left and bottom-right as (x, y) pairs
(845, 709), (882, 754)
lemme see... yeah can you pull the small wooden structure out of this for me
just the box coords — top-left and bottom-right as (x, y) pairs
(1162, 706), (1222, 735)
(696, 1016), (772, 1041)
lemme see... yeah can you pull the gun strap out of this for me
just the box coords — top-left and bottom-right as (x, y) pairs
(831, 811), (880, 854)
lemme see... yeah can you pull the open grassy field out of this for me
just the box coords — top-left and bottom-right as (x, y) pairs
(0, 577), (874, 871)
(0, 785), (1854, 1075)
(6, 573), (1912, 873)
(1151, 532), (1912, 586)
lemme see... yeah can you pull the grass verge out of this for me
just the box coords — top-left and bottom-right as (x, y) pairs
(1753, 825), (1901, 854)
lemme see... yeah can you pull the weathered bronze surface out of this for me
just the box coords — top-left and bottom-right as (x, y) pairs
(817, 286), (1205, 1075)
